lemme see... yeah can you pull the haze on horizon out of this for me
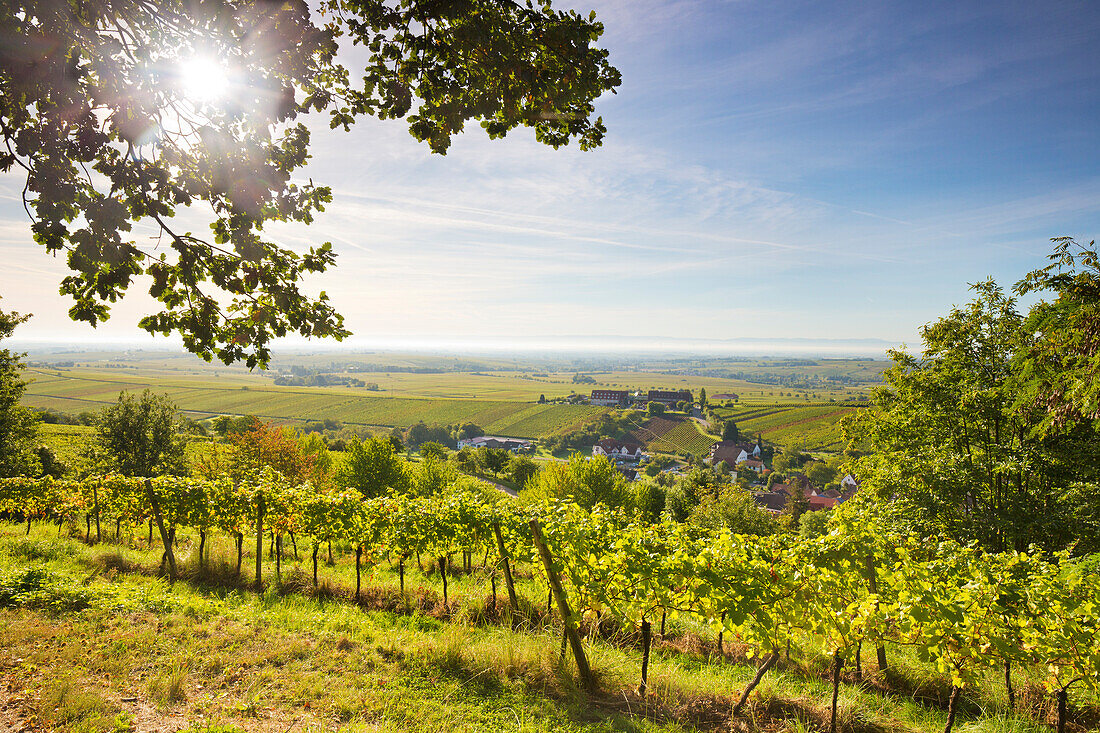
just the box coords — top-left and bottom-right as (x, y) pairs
(2, 0), (1098, 352)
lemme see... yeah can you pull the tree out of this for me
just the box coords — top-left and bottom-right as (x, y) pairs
(646, 401), (666, 416)
(522, 454), (629, 510)
(805, 460), (839, 488)
(698, 387), (707, 407)
(1015, 238), (1100, 432)
(336, 436), (410, 498)
(477, 447), (512, 477)
(782, 485), (809, 526)
(2, 1), (620, 367)
(92, 390), (187, 476)
(411, 453), (456, 496)
(689, 486), (776, 536)
(721, 419), (740, 442)
(0, 302), (40, 477)
(509, 454), (538, 488)
(212, 414), (256, 437)
(845, 280), (1100, 553)
(418, 441), (448, 460)
(227, 418), (320, 485)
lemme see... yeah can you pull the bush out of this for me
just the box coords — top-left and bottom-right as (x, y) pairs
(0, 567), (94, 613)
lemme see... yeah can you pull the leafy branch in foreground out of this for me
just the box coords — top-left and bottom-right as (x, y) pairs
(1, 0), (620, 367)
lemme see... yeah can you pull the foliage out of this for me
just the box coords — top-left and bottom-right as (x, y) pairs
(688, 486), (777, 536)
(418, 441), (448, 460)
(211, 415), (257, 437)
(845, 280), (1100, 553)
(0, 300), (40, 477)
(227, 419), (323, 486)
(721, 419), (740, 441)
(1015, 237), (1100, 432)
(522, 454), (629, 510)
(508, 454), (538, 488)
(411, 454), (457, 497)
(335, 436), (410, 498)
(91, 390), (187, 477)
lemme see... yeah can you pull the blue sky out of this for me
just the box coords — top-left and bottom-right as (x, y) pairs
(2, 0), (1099, 352)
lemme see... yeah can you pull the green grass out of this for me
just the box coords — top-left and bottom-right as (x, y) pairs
(0, 521), (1085, 733)
(23, 370), (608, 438)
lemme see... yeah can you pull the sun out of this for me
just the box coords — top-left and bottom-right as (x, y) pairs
(179, 56), (231, 104)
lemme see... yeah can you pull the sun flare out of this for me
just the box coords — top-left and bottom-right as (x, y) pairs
(179, 56), (230, 104)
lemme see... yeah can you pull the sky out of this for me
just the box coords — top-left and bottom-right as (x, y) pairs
(2, 0), (1099, 355)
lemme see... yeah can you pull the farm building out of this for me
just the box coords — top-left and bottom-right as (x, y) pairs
(647, 389), (693, 406)
(590, 389), (630, 406)
(458, 436), (533, 453)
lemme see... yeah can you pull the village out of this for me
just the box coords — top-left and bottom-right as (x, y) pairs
(455, 386), (860, 517)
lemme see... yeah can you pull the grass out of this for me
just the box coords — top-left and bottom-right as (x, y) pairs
(0, 521), (1090, 733)
(24, 370), (609, 439)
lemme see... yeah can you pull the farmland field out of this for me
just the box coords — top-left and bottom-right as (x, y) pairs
(21, 368), (609, 438)
(712, 403), (864, 451)
(19, 352), (884, 447)
(628, 415), (718, 456)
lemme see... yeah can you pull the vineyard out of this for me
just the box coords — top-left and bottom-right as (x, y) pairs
(1, 474), (1097, 733)
(629, 417), (718, 457)
(712, 404), (863, 451)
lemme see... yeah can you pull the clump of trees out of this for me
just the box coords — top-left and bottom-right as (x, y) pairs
(846, 238), (1100, 554)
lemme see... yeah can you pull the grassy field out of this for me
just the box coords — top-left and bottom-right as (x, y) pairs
(0, 521), (1079, 733)
(22, 369), (609, 439)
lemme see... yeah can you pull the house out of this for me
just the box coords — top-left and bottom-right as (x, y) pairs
(708, 441), (761, 467)
(840, 474), (860, 490)
(457, 436), (532, 453)
(592, 438), (646, 461)
(786, 473), (817, 495)
(740, 458), (765, 474)
(590, 389), (630, 407)
(753, 492), (788, 514)
(711, 393), (739, 401)
(647, 389), (693, 407)
(807, 495), (839, 511)
(772, 477), (822, 498)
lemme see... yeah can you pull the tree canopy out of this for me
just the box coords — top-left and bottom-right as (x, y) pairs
(0, 300), (40, 477)
(1, 0), (620, 367)
(845, 271), (1100, 553)
(91, 390), (187, 477)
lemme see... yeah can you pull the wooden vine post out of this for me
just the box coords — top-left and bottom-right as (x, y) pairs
(92, 484), (101, 543)
(492, 522), (519, 614)
(254, 491), (265, 592)
(144, 479), (176, 582)
(529, 519), (594, 691)
(864, 553), (889, 673)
